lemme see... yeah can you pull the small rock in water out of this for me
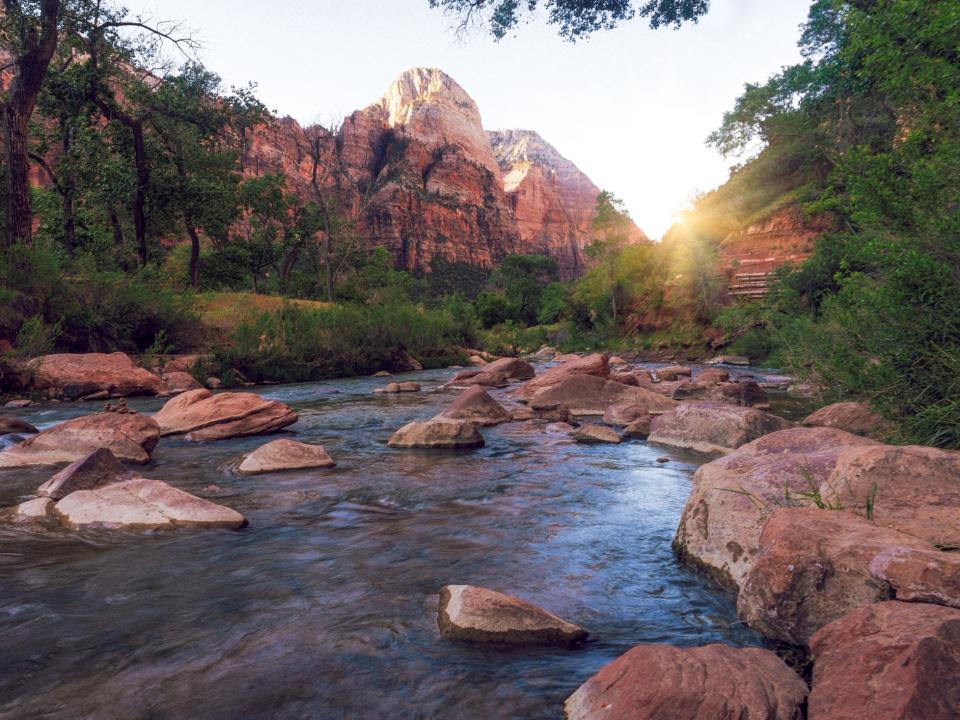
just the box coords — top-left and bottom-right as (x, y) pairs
(656, 457), (670, 463)
(206, 377), (222, 389)
(0, 415), (38, 435)
(237, 439), (335, 474)
(437, 584), (588, 646)
(571, 423), (621, 444)
(13, 497), (55, 522)
(4, 399), (31, 408)
(388, 418), (484, 449)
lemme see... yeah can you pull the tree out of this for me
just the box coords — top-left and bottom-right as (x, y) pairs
(428, 0), (709, 40)
(1, 0), (61, 247)
(486, 253), (558, 325)
(587, 191), (633, 322)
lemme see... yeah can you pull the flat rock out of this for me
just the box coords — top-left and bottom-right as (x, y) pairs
(37, 448), (130, 499)
(808, 602), (960, 720)
(53, 477), (247, 530)
(673, 427), (881, 591)
(237, 439), (335, 475)
(706, 355), (750, 366)
(388, 418), (484, 449)
(0, 411), (160, 466)
(153, 389), (298, 441)
(516, 353), (609, 401)
(737, 507), (931, 645)
(26, 352), (165, 400)
(819, 444), (960, 550)
(649, 402), (791, 455)
(13, 497), (55, 522)
(438, 585), (587, 646)
(572, 423), (621, 444)
(438, 386), (511, 426)
(529, 374), (676, 416)
(803, 401), (886, 437)
(0, 415), (38, 434)
(564, 643), (807, 720)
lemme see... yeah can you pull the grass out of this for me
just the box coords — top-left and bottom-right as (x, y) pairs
(193, 292), (331, 334)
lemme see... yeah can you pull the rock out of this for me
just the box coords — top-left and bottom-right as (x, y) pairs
(623, 416), (653, 438)
(4, 399), (32, 408)
(602, 401), (652, 426)
(437, 584), (587, 646)
(529, 374), (676, 416)
(534, 345), (557, 358)
(438, 386), (511, 426)
(381, 381), (421, 393)
(649, 402), (791, 456)
(79, 390), (110, 401)
(467, 355), (487, 367)
(868, 545), (960, 608)
(0, 411), (160, 466)
(695, 369), (729, 384)
(516, 353), (609, 401)
(0, 435), (25, 451)
(237, 439), (335, 474)
(706, 355), (750, 366)
(532, 403), (573, 423)
(53, 477), (247, 530)
(205, 376), (222, 389)
(387, 418), (484, 449)
(564, 643), (807, 720)
(0, 415), (38, 435)
(572, 423), (621, 444)
(162, 371), (202, 394)
(372, 370), (392, 377)
(673, 427), (881, 591)
(608, 356), (627, 367)
(808, 602), (960, 720)
(608, 370), (639, 386)
(656, 456), (670, 463)
(819, 444), (960, 549)
(656, 365), (692, 381)
(153, 389), (298, 441)
(397, 351), (423, 372)
(509, 406), (535, 421)
(802, 401), (886, 437)
(13, 497), (55, 522)
(37, 448), (129, 499)
(25, 352), (165, 400)
(553, 353), (581, 363)
(162, 355), (202, 374)
(444, 369), (508, 389)
(672, 379), (769, 406)
(737, 507), (933, 644)
(481, 356), (536, 380)
(546, 422), (576, 433)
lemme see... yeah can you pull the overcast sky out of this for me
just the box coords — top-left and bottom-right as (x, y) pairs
(133, 0), (811, 238)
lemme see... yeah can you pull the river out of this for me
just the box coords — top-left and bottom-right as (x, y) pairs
(0, 363), (796, 719)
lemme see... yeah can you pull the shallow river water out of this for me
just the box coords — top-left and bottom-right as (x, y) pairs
(0, 363), (792, 719)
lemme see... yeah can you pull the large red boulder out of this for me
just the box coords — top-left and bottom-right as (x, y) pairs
(564, 643), (807, 720)
(237, 439), (335, 474)
(528, 374), (676, 416)
(515, 353), (609, 401)
(26, 352), (165, 400)
(0, 411), (160, 466)
(808, 602), (960, 720)
(868, 545), (960, 608)
(481, 357), (535, 380)
(438, 386), (511, 426)
(803, 401), (886, 437)
(649, 402), (791, 455)
(153, 389), (298, 441)
(673, 427), (881, 591)
(387, 418), (484, 448)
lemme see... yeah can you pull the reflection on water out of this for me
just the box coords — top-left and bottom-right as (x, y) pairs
(0, 364), (771, 719)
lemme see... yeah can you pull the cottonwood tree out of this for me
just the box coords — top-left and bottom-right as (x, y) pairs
(428, 0), (709, 40)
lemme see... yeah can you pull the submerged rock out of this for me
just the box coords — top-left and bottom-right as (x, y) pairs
(808, 602), (960, 720)
(388, 418), (484, 448)
(379, 381), (421, 393)
(437, 585), (587, 646)
(564, 643), (807, 720)
(649, 402), (791, 455)
(0, 411), (160, 467)
(53, 477), (247, 530)
(237, 439), (335, 475)
(438, 386), (511, 426)
(26, 352), (165, 400)
(153, 389), (298, 441)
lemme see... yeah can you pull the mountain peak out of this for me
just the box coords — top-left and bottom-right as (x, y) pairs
(377, 67), (482, 129)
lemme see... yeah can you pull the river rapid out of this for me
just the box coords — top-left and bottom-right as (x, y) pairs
(0, 362), (798, 719)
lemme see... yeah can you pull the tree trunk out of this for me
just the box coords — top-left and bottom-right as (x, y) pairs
(2, 0), (61, 247)
(186, 222), (201, 288)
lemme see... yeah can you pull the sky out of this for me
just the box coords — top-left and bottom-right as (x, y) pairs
(132, 0), (812, 238)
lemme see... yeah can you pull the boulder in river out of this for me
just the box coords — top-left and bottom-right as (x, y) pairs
(655, 365), (692, 381)
(672, 379), (769, 406)
(437, 585), (587, 646)
(571, 423), (621, 444)
(602, 401), (653, 426)
(737, 507), (933, 645)
(237, 439), (335, 475)
(529, 374), (676, 416)
(802, 400), (886, 437)
(808, 601), (960, 720)
(622, 416), (653, 438)
(53, 477), (247, 530)
(444, 369), (509, 389)
(438, 386), (511, 426)
(26, 352), (166, 400)
(0, 415), (38, 435)
(388, 418), (484, 449)
(564, 643), (807, 720)
(673, 427), (880, 591)
(13, 497), (55, 522)
(649, 402), (791, 455)
(153, 389), (298, 441)
(515, 353), (609, 401)
(379, 381), (421, 393)
(0, 411), (160, 467)
(37, 447), (130, 499)
(162, 371), (203, 394)
(480, 357), (535, 381)
(705, 354), (750, 366)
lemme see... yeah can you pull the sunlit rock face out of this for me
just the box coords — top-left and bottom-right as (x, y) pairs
(240, 68), (641, 277)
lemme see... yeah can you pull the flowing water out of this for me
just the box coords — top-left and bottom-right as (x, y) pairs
(0, 363), (789, 719)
